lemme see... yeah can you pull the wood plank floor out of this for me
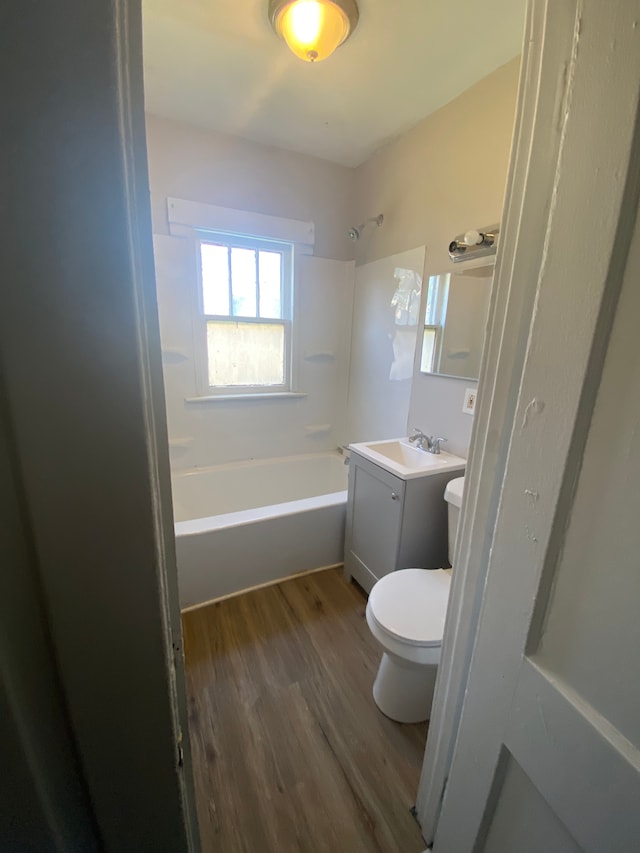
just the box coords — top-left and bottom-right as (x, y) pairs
(182, 568), (428, 853)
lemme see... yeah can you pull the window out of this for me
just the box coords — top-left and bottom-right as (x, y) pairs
(420, 273), (450, 373)
(196, 231), (293, 394)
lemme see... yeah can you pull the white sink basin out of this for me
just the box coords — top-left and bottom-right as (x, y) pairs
(349, 437), (466, 480)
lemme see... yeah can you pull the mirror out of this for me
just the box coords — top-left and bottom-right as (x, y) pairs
(419, 266), (493, 380)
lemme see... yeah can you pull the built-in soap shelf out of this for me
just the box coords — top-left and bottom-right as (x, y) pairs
(305, 424), (332, 436)
(168, 437), (194, 455)
(445, 348), (470, 360)
(162, 348), (189, 365)
(303, 351), (336, 363)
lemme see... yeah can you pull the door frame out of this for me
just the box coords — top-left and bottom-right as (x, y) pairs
(416, 0), (549, 838)
(416, 0), (640, 844)
(430, 0), (640, 839)
(1, 1), (199, 848)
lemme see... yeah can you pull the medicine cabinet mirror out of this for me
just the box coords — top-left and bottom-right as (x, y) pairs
(419, 265), (493, 381)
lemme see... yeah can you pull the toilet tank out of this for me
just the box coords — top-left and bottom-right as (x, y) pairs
(444, 477), (465, 564)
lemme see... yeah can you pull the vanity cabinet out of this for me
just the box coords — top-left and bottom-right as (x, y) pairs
(344, 451), (464, 594)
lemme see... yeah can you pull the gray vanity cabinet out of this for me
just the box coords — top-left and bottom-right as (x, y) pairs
(344, 451), (463, 594)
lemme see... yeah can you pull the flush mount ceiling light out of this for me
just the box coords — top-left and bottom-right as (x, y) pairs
(269, 0), (359, 63)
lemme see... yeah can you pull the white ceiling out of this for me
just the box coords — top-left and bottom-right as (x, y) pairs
(142, 0), (526, 167)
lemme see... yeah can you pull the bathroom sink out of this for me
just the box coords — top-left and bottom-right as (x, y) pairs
(349, 438), (466, 480)
(366, 440), (438, 467)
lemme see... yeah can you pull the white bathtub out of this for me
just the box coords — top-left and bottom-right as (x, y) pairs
(172, 452), (348, 609)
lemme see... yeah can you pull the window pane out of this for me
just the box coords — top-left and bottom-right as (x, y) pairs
(207, 321), (285, 387)
(424, 275), (439, 325)
(200, 243), (229, 315)
(230, 248), (257, 317)
(258, 251), (282, 319)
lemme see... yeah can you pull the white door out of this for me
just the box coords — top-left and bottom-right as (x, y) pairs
(429, 1), (640, 850)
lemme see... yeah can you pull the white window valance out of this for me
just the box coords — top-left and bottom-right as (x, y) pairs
(167, 197), (315, 254)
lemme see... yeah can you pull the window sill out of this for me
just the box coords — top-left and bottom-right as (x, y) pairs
(185, 392), (308, 403)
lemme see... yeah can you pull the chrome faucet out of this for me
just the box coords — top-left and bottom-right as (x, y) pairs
(426, 436), (447, 455)
(408, 429), (447, 454)
(408, 428), (429, 450)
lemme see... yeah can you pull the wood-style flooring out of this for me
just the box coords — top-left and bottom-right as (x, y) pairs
(182, 568), (428, 853)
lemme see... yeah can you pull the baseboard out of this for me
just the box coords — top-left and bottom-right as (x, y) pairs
(180, 563), (344, 614)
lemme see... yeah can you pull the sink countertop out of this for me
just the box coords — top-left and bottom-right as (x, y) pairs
(349, 437), (466, 480)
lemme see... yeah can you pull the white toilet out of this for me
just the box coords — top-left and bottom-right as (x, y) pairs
(365, 476), (464, 723)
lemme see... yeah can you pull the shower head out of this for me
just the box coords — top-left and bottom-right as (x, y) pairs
(348, 213), (384, 241)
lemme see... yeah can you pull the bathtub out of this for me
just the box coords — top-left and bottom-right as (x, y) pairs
(172, 451), (348, 609)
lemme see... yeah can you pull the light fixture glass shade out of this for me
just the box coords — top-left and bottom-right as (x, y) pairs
(278, 0), (351, 63)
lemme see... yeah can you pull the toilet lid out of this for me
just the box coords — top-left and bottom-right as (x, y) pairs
(368, 568), (451, 647)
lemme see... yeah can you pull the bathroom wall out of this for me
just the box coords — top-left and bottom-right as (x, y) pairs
(145, 114), (356, 262)
(352, 58), (521, 457)
(146, 115), (357, 468)
(346, 246), (426, 444)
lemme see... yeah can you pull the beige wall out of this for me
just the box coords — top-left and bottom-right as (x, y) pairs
(145, 114), (356, 261)
(353, 58), (520, 269)
(352, 58), (521, 455)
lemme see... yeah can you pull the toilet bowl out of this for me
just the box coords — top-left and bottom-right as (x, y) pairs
(366, 476), (465, 723)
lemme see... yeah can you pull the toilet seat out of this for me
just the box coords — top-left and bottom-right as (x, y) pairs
(368, 568), (451, 647)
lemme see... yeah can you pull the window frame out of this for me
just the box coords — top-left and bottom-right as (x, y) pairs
(419, 272), (450, 375)
(420, 324), (440, 373)
(194, 230), (294, 397)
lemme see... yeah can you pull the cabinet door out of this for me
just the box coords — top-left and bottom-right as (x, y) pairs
(348, 461), (404, 587)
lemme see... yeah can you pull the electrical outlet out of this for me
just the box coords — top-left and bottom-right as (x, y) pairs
(463, 388), (477, 415)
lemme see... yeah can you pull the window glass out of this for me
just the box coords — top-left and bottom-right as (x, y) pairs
(258, 251), (282, 319)
(201, 243), (229, 315)
(207, 321), (285, 387)
(198, 233), (291, 393)
(230, 247), (257, 317)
